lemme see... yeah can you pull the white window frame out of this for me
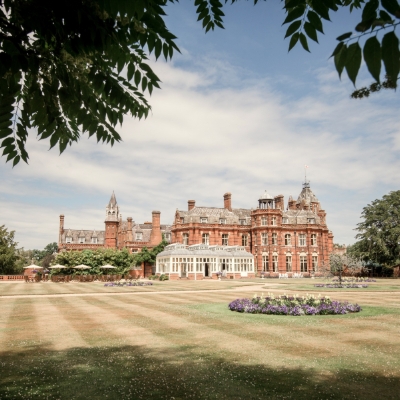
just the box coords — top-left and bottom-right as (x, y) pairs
(286, 255), (292, 272)
(311, 234), (317, 246)
(261, 233), (268, 246)
(312, 255), (318, 271)
(136, 232), (143, 241)
(182, 233), (189, 245)
(91, 237), (98, 244)
(271, 217), (277, 226)
(200, 217), (208, 223)
(66, 236), (72, 243)
(202, 233), (209, 245)
(261, 216), (267, 226)
(242, 235), (248, 246)
(222, 234), (228, 246)
(239, 219), (246, 225)
(299, 234), (306, 246)
(219, 218), (226, 225)
(282, 217), (289, 224)
(271, 233), (277, 245)
(284, 234), (291, 246)
(78, 237), (85, 244)
(262, 255), (269, 271)
(300, 255), (308, 272)
(272, 255), (278, 272)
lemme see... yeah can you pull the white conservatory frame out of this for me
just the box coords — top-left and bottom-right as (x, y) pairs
(156, 243), (255, 280)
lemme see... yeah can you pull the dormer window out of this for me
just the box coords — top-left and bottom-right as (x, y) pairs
(307, 218), (315, 224)
(164, 233), (171, 241)
(66, 236), (72, 243)
(78, 237), (85, 244)
(180, 217), (184, 223)
(200, 217), (208, 223)
(239, 219), (246, 225)
(219, 218), (226, 225)
(136, 232), (143, 241)
(91, 237), (98, 244)
(282, 217), (289, 224)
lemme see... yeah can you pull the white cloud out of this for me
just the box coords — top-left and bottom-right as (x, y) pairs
(1, 55), (399, 249)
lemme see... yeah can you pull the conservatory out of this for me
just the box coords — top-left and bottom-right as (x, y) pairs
(156, 243), (254, 280)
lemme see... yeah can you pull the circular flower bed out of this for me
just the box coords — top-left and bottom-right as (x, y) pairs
(229, 293), (361, 316)
(314, 284), (368, 288)
(104, 282), (153, 287)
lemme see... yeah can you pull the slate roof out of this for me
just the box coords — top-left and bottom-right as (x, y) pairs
(177, 207), (251, 225)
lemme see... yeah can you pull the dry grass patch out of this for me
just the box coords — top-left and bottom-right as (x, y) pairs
(0, 281), (399, 399)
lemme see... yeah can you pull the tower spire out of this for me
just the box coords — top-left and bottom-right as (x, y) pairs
(303, 165), (310, 188)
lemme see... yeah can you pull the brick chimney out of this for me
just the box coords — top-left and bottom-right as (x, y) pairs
(59, 215), (64, 244)
(223, 193), (232, 211)
(127, 217), (133, 241)
(274, 195), (284, 210)
(188, 200), (195, 211)
(149, 211), (162, 245)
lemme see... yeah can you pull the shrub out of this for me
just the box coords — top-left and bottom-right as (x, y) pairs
(159, 274), (169, 281)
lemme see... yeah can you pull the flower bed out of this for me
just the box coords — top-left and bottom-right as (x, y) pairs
(314, 284), (368, 288)
(104, 282), (153, 287)
(228, 293), (361, 316)
(331, 277), (376, 283)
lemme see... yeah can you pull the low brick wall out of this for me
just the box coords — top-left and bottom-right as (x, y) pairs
(0, 275), (24, 281)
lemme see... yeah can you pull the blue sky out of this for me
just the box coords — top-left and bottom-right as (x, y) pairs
(1, 2), (399, 250)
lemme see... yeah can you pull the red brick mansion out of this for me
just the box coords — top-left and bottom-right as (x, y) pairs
(171, 181), (334, 276)
(58, 192), (172, 254)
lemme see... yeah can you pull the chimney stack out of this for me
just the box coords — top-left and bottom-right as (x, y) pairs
(150, 211), (162, 245)
(59, 215), (64, 244)
(188, 200), (195, 211)
(223, 193), (232, 211)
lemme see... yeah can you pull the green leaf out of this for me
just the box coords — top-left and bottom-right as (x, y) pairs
(380, 10), (393, 22)
(382, 31), (400, 83)
(363, 36), (382, 82)
(381, 0), (400, 15)
(334, 44), (347, 78)
(1, 137), (14, 148)
(6, 150), (17, 162)
(288, 32), (300, 51)
(12, 155), (20, 167)
(362, 0), (379, 22)
(299, 33), (310, 52)
(134, 70), (141, 87)
(330, 41), (344, 58)
(311, 1), (330, 21)
(307, 10), (324, 33)
(282, 7), (305, 25)
(345, 42), (362, 86)
(284, 20), (301, 38)
(304, 22), (318, 43)
(336, 32), (352, 41)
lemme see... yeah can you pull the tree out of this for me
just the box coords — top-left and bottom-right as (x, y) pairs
(351, 190), (400, 267)
(134, 239), (169, 266)
(1, 1), (399, 166)
(0, 225), (19, 274)
(54, 247), (136, 274)
(329, 253), (364, 285)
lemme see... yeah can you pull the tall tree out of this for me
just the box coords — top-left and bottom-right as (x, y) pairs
(1, 0), (399, 165)
(352, 190), (400, 267)
(0, 225), (19, 274)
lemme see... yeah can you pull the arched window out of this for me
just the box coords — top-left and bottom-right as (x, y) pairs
(284, 234), (291, 245)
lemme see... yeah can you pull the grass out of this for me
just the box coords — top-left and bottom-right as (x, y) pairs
(0, 280), (399, 399)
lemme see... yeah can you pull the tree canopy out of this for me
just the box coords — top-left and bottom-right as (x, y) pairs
(0, 224), (19, 274)
(350, 190), (400, 267)
(1, 0), (399, 166)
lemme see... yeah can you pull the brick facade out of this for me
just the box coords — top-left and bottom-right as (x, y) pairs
(171, 182), (334, 276)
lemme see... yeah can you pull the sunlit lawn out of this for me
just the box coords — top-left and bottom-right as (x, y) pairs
(0, 279), (399, 399)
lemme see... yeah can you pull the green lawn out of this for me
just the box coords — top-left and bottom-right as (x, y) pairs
(0, 280), (399, 399)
